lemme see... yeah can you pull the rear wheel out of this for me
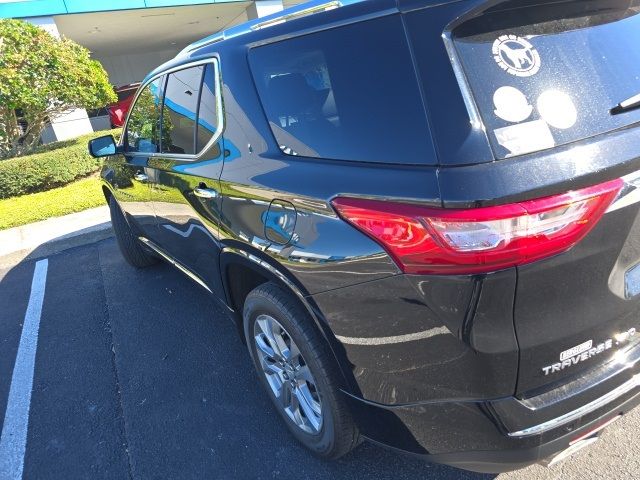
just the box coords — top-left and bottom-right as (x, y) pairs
(108, 196), (157, 268)
(243, 282), (359, 459)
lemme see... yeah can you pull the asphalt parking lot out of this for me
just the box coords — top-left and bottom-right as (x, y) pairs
(1, 238), (639, 479)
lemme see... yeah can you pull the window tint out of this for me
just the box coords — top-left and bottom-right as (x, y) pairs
(161, 66), (204, 155)
(453, 1), (640, 158)
(196, 63), (219, 152)
(248, 16), (433, 164)
(126, 77), (163, 153)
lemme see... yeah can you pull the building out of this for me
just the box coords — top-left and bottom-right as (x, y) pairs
(0, 0), (304, 141)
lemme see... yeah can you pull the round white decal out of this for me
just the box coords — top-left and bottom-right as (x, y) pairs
(537, 90), (577, 129)
(493, 86), (533, 123)
(492, 35), (541, 77)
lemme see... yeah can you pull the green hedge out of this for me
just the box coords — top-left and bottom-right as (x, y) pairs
(0, 129), (120, 199)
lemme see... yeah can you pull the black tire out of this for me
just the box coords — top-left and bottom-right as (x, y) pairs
(243, 282), (359, 459)
(108, 196), (158, 268)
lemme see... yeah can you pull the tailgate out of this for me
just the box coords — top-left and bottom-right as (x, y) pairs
(444, 0), (640, 394)
(515, 181), (640, 394)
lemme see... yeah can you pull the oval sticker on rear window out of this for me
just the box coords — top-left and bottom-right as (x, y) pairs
(492, 35), (541, 77)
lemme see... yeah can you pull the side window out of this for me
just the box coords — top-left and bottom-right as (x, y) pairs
(248, 16), (433, 164)
(126, 77), (164, 153)
(161, 65), (204, 155)
(196, 63), (220, 152)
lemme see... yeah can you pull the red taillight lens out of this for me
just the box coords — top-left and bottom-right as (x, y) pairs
(332, 179), (623, 275)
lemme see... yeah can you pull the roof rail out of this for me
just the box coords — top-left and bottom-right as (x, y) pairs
(180, 0), (349, 56)
(250, 1), (342, 31)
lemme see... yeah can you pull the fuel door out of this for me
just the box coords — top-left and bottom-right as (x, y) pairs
(264, 199), (297, 245)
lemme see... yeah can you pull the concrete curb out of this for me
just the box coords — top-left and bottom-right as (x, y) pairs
(0, 206), (113, 268)
(0, 225), (114, 268)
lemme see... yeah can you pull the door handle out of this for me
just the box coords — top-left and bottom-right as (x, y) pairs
(194, 187), (218, 199)
(134, 172), (148, 182)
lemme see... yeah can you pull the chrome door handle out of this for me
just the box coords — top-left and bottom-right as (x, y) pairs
(134, 172), (148, 182)
(194, 187), (218, 199)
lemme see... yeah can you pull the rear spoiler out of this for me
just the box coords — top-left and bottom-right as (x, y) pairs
(447, 0), (638, 36)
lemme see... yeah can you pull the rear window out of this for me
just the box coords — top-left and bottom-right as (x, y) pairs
(248, 16), (434, 164)
(453, 1), (640, 159)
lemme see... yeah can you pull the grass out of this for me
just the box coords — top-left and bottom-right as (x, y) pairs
(0, 174), (105, 230)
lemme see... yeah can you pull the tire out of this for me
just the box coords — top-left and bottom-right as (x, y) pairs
(108, 196), (158, 268)
(243, 282), (359, 459)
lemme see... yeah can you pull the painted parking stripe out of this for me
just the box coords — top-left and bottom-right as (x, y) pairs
(0, 259), (48, 480)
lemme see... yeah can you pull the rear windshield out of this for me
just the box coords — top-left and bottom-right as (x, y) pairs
(248, 16), (434, 164)
(453, 1), (640, 159)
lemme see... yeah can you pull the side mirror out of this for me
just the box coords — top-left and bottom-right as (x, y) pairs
(88, 135), (118, 158)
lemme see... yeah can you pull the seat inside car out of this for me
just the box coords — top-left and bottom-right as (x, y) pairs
(267, 73), (336, 148)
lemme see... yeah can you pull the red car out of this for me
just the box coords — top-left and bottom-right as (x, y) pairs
(107, 83), (141, 128)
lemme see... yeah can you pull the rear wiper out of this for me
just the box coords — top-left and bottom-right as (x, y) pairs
(611, 93), (640, 115)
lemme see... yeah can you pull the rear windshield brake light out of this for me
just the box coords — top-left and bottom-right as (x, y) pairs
(332, 179), (623, 275)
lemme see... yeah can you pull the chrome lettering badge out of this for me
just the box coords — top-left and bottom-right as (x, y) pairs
(542, 329), (637, 376)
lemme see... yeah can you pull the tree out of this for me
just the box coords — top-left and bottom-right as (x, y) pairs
(0, 19), (117, 158)
(126, 86), (173, 152)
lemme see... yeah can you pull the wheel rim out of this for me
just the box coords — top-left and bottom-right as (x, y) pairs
(253, 314), (323, 434)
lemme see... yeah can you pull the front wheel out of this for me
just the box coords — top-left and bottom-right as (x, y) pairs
(243, 283), (359, 459)
(108, 196), (158, 268)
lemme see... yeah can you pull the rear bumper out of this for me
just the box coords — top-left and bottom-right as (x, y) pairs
(342, 378), (640, 473)
(309, 271), (640, 472)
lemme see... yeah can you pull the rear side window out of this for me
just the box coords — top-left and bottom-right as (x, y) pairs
(452, 1), (640, 159)
(126, 77), (164, 153)
(249, 16), (434, 164)
(196, 63), (220, 152)
(162, 65), (204, 155)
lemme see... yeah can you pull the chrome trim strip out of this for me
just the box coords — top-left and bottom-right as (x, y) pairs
(121, 58), (224, 162)
(607, 170), (640, 213)
(508, 374), (640, 437)
(138, 237), (213, 294)
(250, 1), (342, 31)
(186, 35), (225, 52)
(441, 31), (484, 131)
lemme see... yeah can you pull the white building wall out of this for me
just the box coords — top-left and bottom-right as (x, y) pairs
(246, 0), (283, 19)
(95, 48), (181, 86)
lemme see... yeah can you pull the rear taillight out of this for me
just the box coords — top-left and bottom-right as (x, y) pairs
(331, 179), (623, 275)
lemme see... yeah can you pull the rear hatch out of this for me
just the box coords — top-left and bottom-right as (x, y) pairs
(449, 0), (640, 394)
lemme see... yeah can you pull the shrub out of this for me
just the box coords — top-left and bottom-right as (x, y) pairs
(0, 129), (120, 199)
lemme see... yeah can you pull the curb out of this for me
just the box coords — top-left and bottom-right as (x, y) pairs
(0, 223), (113, 268)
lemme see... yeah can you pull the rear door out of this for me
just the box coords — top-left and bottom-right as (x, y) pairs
(149, 60), (226, 299)
(445, 0), (640, 394)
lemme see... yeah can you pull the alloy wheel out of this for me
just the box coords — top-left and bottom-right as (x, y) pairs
(253, 314), (323, 434)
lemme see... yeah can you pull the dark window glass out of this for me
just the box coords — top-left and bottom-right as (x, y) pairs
(126, 77), (163, 153)
(453, 1), (640, 159)
(196, 63), (219, 152)
(161, 66), (204, 155)
(248, 16), (433, 164)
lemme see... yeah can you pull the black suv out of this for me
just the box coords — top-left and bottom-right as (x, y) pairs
(89, 0), (640, 472)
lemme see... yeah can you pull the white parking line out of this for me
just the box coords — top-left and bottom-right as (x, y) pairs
(0, 259), (48, 480)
